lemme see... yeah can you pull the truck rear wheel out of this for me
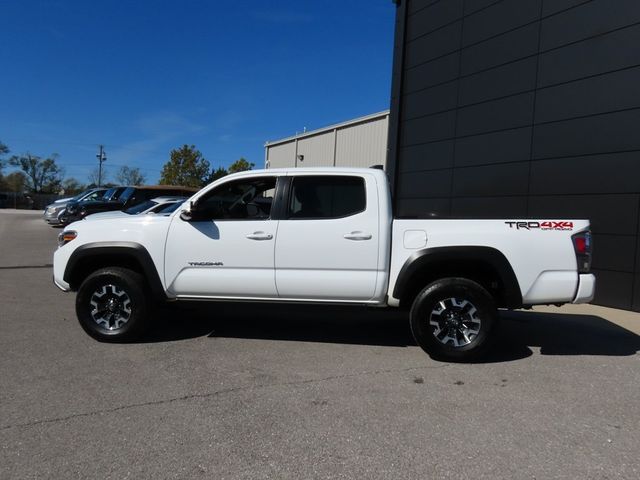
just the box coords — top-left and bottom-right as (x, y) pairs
(76, 267), (150, 342)
(410, 277), (497, 362)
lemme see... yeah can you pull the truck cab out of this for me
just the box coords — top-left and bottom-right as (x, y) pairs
(165, 168), (390, 303)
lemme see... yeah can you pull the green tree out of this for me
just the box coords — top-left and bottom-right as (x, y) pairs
(228, 157), (254, 174)
(0, 140), (9, 186)
(160, 145), (211, 188)
(9, 153), (63, 193)
(207, 166), (228, 183)
(5, 171), (26, 193)
(61, 177), (84, 195)
(116, 166), (146, 186)
(4, 171), (26, 208)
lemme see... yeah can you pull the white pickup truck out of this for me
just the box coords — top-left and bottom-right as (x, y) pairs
(53, 167), (595, 361)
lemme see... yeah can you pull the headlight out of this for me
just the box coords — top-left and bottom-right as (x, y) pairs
(66, 204), (77, 214)
(57, 230), (77, 247)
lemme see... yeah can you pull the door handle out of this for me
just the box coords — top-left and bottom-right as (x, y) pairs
(343, 231), (372, 241)
(246, 231), (273, 241)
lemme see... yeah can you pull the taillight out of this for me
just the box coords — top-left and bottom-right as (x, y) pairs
(572, 231), (592, 273)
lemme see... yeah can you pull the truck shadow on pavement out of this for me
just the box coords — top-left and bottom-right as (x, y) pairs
(145, 303), (640, 363)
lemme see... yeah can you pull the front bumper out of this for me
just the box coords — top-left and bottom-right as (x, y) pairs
(53, 275), (70, 292)
(572, 273), (596, 304)
(53, 245), (73, 292)
(44, 211), (63, 224)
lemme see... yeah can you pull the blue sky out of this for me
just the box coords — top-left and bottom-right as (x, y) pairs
(0, 0), (395, 184)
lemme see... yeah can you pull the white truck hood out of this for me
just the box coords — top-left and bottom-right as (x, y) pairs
(83, 211), (129, 221)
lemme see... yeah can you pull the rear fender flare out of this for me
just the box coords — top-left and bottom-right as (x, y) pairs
(393, 246), (522, 308)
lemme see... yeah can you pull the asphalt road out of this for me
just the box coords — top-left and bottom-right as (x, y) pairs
(1, 210), (639, 479)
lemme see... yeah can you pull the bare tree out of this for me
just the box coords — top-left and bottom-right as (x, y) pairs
(9, 153), (63, 193)
(88, 167), (107, 186)
(116, 166), (146, 186)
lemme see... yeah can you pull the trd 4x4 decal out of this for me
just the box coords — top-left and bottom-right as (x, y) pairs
(505, 221), (574, 231)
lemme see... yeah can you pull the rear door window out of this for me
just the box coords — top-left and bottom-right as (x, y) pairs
(287, 176), (366, 219)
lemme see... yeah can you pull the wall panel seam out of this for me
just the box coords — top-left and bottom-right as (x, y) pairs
(404, 15), (640, 74)
(407, 0), (503, 43)
(407, 0), (445, 18)
(526, 1), (544, 216)
(403, 62), (640, 112)
(400, 105), (640, 147)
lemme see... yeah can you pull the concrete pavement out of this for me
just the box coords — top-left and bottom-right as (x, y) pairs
(1, 210), (639, 479)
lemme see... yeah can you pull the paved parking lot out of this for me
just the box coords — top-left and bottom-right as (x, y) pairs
(1, 209), (639, 479)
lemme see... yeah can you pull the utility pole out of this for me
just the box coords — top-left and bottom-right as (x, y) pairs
(96, 145), (107, 187)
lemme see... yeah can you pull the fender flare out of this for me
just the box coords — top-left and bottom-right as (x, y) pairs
(393, 246), (523, 308)
(63, 241), (166, 299)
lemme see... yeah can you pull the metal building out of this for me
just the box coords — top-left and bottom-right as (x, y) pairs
(264, 110), (389, 170)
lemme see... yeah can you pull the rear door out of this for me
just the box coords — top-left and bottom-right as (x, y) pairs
(274, 173), (380, 301)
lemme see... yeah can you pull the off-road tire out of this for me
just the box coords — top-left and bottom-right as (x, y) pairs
(410, 277), (498, 362)
(76, 267), (150, 342)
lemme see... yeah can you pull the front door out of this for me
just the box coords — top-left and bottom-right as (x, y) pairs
(164, 175), (279, 298)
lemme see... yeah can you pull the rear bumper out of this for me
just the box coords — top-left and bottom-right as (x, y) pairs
(572, 273), (596, 304)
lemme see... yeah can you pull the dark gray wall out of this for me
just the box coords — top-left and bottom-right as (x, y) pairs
(388, 0), (640, 311)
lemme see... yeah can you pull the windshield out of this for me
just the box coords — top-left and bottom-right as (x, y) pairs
(78, 188), (106, 203)
(119, 187), (136, 202)
(102, 187), (117, 200)
(124, 199), (157, 215)
(157, 201), (183, 214)
(72, 189), (92, 201)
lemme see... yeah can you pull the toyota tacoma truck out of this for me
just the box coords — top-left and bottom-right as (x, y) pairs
(53, 168), (595, 361)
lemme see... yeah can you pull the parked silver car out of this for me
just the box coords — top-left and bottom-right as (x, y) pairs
(43, 188), (107, 225)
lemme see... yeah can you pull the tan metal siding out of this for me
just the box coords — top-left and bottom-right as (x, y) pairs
(335, 116), (389, 168)
(265, 111), (389, 169)
(296, 131), (335, 167)
(266, 141), (296, 169)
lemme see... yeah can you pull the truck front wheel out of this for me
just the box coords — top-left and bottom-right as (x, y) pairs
(410, 278), (498, 362)
(76, 267), (150, 342)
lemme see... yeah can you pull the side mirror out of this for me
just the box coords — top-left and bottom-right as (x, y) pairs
(180, 200), (195, 221)
(180, 200), (208, 222)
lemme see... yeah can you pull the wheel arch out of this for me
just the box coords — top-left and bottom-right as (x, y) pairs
(63, 242), (167, 300)
(393, 246), (522, 309)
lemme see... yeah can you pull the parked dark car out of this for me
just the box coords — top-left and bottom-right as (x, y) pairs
(43, 187), (108, 225)
(61, 185), (197, 225)
(59, 186), (126, 225)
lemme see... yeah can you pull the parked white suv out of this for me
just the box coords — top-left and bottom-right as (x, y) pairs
(53, 168), (594, 361)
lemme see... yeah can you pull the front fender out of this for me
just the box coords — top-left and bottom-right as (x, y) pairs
(63, 242), (167, 300)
